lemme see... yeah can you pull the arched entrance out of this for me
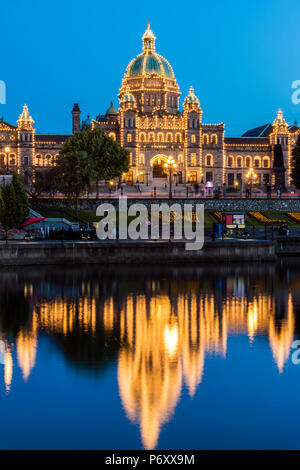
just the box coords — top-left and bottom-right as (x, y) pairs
(150, 155), (169, 179)
(153, 160), (167, 178)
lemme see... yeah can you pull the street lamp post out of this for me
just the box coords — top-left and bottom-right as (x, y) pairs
(4, 147), (10, 174)
(234, 180), (239, 198)
(121, 173), (126, 196)
(164, 156), (177, 199)
(109, 180), (114, 196)
(245, 168), (258, 198)
(241, 173), (244, 198)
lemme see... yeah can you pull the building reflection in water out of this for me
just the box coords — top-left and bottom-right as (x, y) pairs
(0, 263), (298, 448)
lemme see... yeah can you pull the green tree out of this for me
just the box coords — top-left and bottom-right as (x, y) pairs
(60, 129), (129, 197)
(0, 180), (30, 242)
(0, 184), (18, 242)
(56, 150), (94, 217)
(42, 167), (61, 198)
(12, 173), (29, 224)
(22, 168), (61, 199)
(291, 135), (300, 188)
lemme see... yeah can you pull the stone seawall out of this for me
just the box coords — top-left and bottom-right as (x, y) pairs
(32, 197), (300, 212)
(0, 240), (276, 266)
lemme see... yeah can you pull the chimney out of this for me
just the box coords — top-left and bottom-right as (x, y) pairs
(72, 103), (81, 134)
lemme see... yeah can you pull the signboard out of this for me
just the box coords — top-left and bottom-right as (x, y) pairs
(223, 212), (245, 229)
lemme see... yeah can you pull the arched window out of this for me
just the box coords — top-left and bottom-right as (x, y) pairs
(254, 157), (260, 168)
(129, 152), (133, 166)
(45, 154), (52, 166)
(211, 134), (218, 144)
(245, 156), (251, 168)
(202, 134), (209, 145)
(140, 153), (145, 165)
(109, 132), (116, 141)
(140, 133), (146, 143)
(237, 156), (242, 168)
(9, 153), (16, 165)
(227, 156), (233, 168)
(175, 133), (182, 143)
(54, 154), (59, 165)
(178, 154), (183, 164)
(191, 153), (197, 166)
(263, 157), (270, 168)
(205, 154), (213, 166)
(35, 154), (42, 165)
(158, 133), (164, 143)
(127, 133), (132, 143)
(191, 134), (196, 143)
(149, 132), (155, 142)
(166, 133), (172, 143)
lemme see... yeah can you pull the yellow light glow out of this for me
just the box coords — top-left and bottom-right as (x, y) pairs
(164, 324), (179, 357)
(4, 347), (13, 393)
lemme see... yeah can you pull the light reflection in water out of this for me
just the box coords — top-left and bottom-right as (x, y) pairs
(0, 263), (298, 448)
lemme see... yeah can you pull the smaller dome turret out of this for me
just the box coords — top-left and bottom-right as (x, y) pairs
(121, 87), (135, 104)
(17, 104), (34, 130)
(184, 87), (200, 106)
(273, 109), (288, 133)
(120, 87), (137, 111)
(106, 101), (118, 116)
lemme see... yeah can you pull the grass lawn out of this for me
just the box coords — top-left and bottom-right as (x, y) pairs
(263, 211), (299, 226)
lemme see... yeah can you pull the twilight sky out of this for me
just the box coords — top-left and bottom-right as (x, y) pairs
(1, 0), (300, 136)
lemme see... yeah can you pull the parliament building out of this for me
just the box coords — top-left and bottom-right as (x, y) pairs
(1, 23), (299, 189)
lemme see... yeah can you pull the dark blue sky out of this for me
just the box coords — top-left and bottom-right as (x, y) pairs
(2, 0), (299, 136)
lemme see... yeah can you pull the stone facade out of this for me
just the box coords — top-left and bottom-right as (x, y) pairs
(1, 24), (300, 190)
(90, 25), (300, 190)
(0, 105), (68, 176)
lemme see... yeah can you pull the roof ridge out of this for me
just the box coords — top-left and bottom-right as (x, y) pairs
(258, 123), (271, 137)
(0, 120), (17, 129)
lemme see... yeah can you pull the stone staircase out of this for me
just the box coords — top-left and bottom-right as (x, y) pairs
(152, 178), (168, 189)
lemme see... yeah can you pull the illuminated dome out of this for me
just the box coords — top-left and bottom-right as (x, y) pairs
(127, 53), (174, 79)
(119, 24), (180, 114)
(125, 23), (175, 79)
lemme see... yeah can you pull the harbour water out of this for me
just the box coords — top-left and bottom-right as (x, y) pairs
(0, 261), (300, 450)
